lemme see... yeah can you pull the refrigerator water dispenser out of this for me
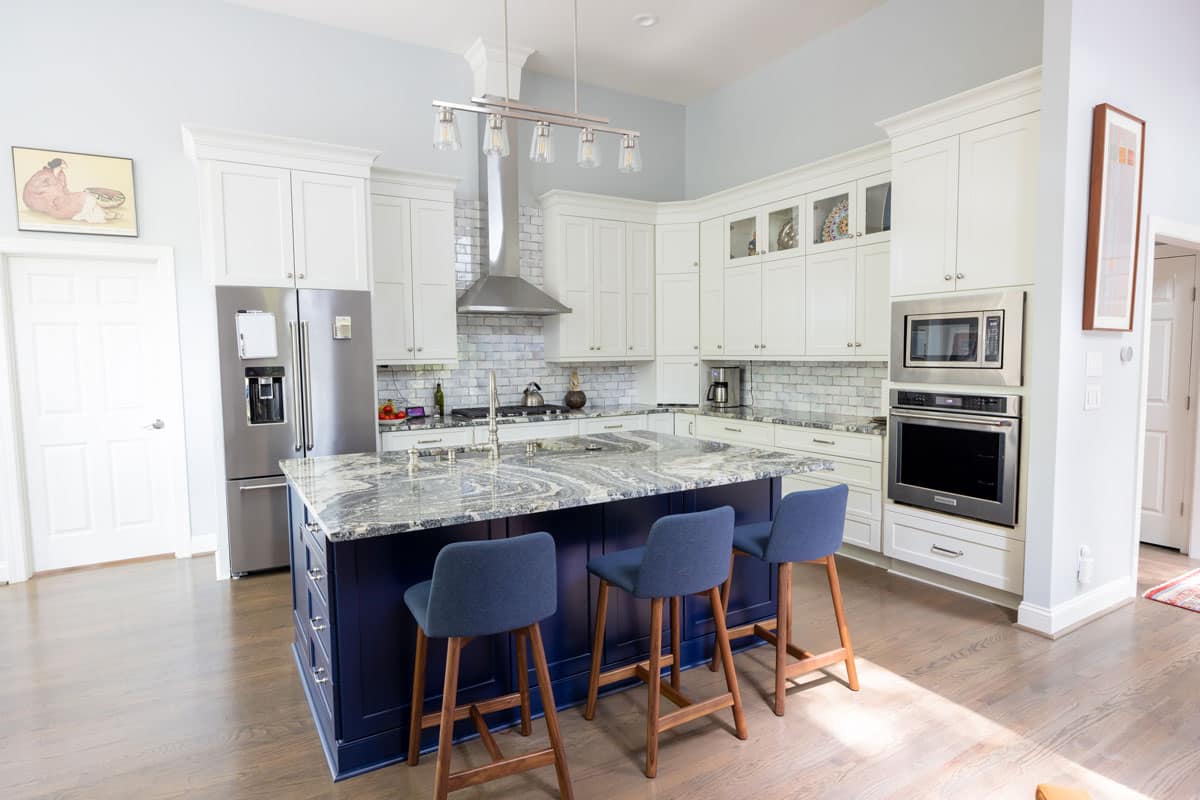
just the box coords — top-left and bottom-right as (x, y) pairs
(245, 366), (285, 425)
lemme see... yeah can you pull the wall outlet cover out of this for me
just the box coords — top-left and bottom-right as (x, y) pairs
(1085, 384), (1102, 410)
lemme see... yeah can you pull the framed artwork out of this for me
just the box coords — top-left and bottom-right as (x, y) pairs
(11, 146), (138, 237)
(1082, 104), (1146, 331)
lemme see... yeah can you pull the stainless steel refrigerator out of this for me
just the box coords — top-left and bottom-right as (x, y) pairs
(215, 287), (375, 575)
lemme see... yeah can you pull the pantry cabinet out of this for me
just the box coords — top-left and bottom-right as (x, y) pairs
(656, 273), (699, 355)
(699, 217), (726, 358)
(626, 223), (655, 357)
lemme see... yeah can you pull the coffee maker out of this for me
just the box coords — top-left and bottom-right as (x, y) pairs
(705, 366), (743, 409)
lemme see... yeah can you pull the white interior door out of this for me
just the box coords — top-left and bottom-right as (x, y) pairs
(9, 254), (183, 571)
(1141, 255), (1198, 549)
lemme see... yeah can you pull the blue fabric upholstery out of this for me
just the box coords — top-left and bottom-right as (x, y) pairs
(585, 546), (644, 594)
(404, 532), (557, 638)
(737, 484), (848, 564)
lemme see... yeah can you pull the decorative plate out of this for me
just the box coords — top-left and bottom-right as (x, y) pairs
(776, 220), (797, 251)
(821, 198), (851, 243)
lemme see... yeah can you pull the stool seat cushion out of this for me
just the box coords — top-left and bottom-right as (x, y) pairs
(587, 546), (645, 594)
(403, 579), (434, 633)
(732, 521), (773, 560)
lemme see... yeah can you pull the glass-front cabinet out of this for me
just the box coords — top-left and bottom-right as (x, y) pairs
(806, 181), (858, 254)
(725, 210), (759, 266)
(857, 172), (892, 244)
(763, 197), (803, 262)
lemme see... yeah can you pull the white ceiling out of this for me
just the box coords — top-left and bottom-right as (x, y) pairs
(224, 0), (886, 103)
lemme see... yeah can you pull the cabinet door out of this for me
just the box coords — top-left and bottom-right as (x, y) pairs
(805, 249), (856, 357)
(593, 220), (626, 357)
(409, 199), (458, 362)
(891, 137), (959, 296)
(723, 264), (762, 357)
(806, 181), (858, 254)
(656, 222), (699, 274)
(956, 113), (1039, 291)
(856, 172), (892, 245)
(762, 197), (804, 262)
(656, 273), (699, 356)
(292, 171), (370, 291)
(206, 161), (294, 287)
(855, 242), (891, 357)
(699, 217), (726, 357)
(625, 222), (654, 358)
(724, 209), (761, 267)
(657, 356), (700, 405)
(761, 256), (806, 357)
(560, 217), (595, 357)
(370, 195), (414, 363)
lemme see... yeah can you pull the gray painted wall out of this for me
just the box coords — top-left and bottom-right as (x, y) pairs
(683, 0), (1044, 198)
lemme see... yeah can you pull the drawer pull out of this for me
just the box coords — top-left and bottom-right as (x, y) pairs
(306, 567), (324, 582)
(724, 426), (743, 433)
(312, 666), (330, 685)
(603, 424), (623, 430)
(812, 438), (836, 446)
(306, 522), (321, 534)
(417, 438), (443, 445)
(930, 544), (965, 559)
(240, 482), (287, 492)
(310, 616), (327, 632)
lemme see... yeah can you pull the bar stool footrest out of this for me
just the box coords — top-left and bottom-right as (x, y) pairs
(446, 748), (557, 793)
(418, 690), (526, 730)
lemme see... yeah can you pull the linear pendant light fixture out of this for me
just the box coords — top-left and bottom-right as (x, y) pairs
(432, 0), (641, 172)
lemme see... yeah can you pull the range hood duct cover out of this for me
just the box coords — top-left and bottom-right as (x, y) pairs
(456, 110), (570, 316)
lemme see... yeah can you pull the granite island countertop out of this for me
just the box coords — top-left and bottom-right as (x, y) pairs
(678, 406), (886, 436)
(281, 431), (832, 541)
(378, 403), (670, 433)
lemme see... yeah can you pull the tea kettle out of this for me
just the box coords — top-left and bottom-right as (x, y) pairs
(521, 381), (545, 407)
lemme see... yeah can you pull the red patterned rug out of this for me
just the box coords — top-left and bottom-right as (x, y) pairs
(1144, 568), (1200, 612)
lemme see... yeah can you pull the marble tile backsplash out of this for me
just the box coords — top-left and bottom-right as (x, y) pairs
(738, 361), (888, 418)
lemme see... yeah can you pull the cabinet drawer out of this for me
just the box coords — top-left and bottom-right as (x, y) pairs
(884, 507), (1024, 593)
(579, 414), (648, 434)
(782, 475), (880, 520)
(773, 426), (882, 462)
(777, 451), (881, 490)
(306, 585), (332, 659)
(308, 631), (336, 728)
(485, 420), (576, 443)
(694, 415), (775, 447)
(380, 427), (475, 451)
(304, 538), (329, 607)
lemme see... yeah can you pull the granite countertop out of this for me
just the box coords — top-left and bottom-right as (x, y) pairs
(281, 431), (832, 541)
(678, 406), (886, 436)
(378, 403), (670, 433)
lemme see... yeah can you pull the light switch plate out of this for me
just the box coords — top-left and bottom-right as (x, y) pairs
(1086, 351), (1103, 378)
(1085, 383), (1102, 410)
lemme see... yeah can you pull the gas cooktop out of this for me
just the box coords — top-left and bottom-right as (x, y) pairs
(451, 404), (570, 420)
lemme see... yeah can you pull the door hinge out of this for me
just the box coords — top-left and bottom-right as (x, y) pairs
(1193, 286), (1196, 302)
(1188, 395), (1192, 411)
(1182, 501), (1187, 516)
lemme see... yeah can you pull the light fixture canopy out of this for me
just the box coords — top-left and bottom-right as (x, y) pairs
(529, 120), (555, 163)
(577, 128), (601, 168)
(482, 113), (510, 158)
(432, 107), (461, 151)
(618, 134), (642, 173)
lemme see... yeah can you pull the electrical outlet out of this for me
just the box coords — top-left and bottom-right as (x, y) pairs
(1085, 384), (1102, 410)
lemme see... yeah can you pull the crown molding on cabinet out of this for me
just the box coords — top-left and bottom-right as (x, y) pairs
(539, 189), (660, 223)
(876, 66), (1042, 152)
(181, 124), (381, 177)
(370, 167), (459, 202)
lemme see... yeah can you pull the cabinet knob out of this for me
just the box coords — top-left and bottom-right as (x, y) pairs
(855, 341), (862, 347)
(753, 344), (760, 349)
(717, 344), (723, 350)
(693, 362), (698, 367)
(856, 232), (862, 238)
(406, 346), (414, 352)
(847, 342), (854, 348)
(286, 272), (294, 279)
(760, 343), (766, 350)
(692, 344), (698, 350)
(417, 346), (423, 352)
(692, 261), (699, 267)
(956, 272), (965, 280)
(944, 274), (953, 281)
(298, 273), (306, 279)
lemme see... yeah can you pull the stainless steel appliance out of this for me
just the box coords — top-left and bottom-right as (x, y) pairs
(890, 290), (1025, 387)
(888, 389), (1021, 527)
(706, 366), (743, 409)
(216, 287), (376, 575)
(521, 382), (545, 406)
(452, 403), (569, 420)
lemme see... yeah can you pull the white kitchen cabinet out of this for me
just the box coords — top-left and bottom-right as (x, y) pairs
(955, 113), (1040, 291)
(761, 256), (805, 357)
(594, 220), (627, 357)
(762, 197), (805, 262)
(578, 414), (648, 435)
(646, 413), (676, 434)
(725, 208), (761, 267)
(855, 243), (891, 357)
(693, 415), (775, 447)
(656, 223), (699, 274)
(805, 181), (858, 255)
(699, 217), (726, 358)
(204, 161), (295, 287)
(656, 273), (699, 356)
(625, 223), (655, 358)
(856, 172), (892, 245)
(674, 413), (697, 438)
(291, 170), (370, 291)
(657, 356), (700, 405)
(380, 426), (475, 452)
(890, 137), (960, 296)
(483, 420), (577, 444)
(805, 249), (856, 357)
(723, 263), (762, 358)
(558, 216), (596, 358)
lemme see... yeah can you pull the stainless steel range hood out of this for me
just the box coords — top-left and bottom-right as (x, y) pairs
(457, 112), (571, 316)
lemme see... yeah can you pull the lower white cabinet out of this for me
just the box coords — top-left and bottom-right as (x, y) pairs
(693, 415), (775, 447)
(579, 414), (648, 435)
(479, 420), (576, 444)
(883, 505), (1025, 594)
(380, 427), (475, 452)
(674, 413), (697, 438)
(657, 356), (700, 405)
(645, 413), (675, 434)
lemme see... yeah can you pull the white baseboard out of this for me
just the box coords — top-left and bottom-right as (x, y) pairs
(1017, 575), (1133, 638)
(0, 561), (8, 584)
(187, 534), (217, 557)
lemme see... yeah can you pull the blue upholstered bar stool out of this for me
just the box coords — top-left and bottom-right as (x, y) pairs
(404, 532), (573, 800)
(583, 506), (747, 779)
(709, 484), (859, 716)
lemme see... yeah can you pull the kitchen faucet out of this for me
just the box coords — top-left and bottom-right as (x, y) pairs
(486, 369), (500, 460)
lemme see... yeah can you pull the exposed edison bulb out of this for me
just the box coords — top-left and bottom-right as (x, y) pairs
(529, 121), (555, 164)
(482, 114), (510, 158)
(432, 107), (461, 151)
(617, 134), (642, 173)
(577, 128), (600, 168)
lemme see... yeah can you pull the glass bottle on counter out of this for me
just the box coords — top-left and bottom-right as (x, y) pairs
(434, 383), (445, 417)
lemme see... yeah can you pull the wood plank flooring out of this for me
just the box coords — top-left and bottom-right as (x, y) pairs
(2, 546), (1199, 799)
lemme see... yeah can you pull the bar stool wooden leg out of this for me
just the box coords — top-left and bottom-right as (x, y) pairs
(433, 637), (462, 800)
(669, 596), (681, 690)
(708, 586), (747, 739)
(645, 597), (664, 778)
(709, 554), (735, 672)
(529, 623), (575, 800)
(514, 629), (532, 736)
(584, 580), (609, 721)
(824, 556), (859, 691)
(774, 561), (792, 717)
(408, 627), (428, 765)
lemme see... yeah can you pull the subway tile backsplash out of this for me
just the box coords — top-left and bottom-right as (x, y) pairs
(735, 361), (888, 418)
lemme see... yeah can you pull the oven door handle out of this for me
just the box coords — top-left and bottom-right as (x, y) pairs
(890, 409), (1015, 428)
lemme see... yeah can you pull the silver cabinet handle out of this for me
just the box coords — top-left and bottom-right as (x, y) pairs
(306, 522), (321, 534)
(306, 567), (324, 582)
(692, 344), (698, 349)
(724, 426), (743, 433)
(688, 420), (694, 435)
(310, 616), (327, 632)
(944, 274), (953, 281)
(603, 424), (623, 430)
(417, 346), (423, 352)
(312, 666), (330, 685)
(854, 341), (862, 347)
(812, 438), (836, 445)
(847, 342), (854, 348)
(753, 344), (760, 349)
(301, 321), (315, 451)
(692, 261), (698, 267)
(417, 438), (442, 445)
(693, 362), (698, 367)
(760, 343), (766, 350)
(629, 345), (634, 350)
(289, 321), (303, 452)
(717, 344), (723, 350)
(143, 418), (165, 430)
(298, 273), (306, 279)
(406, 346), (414, 352)
(286, 272), (294, 279)
(956, 272), (965, 280)
(240, 482), (287, 492)
(930, 544), (965, 558)
(856, 232), (862, 238)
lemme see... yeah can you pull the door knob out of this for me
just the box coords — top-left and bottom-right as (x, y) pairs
(144, 419), (165, 430)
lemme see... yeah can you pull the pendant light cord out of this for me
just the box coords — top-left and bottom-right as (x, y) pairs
(503, 0), (511, 102)
(572, 0), (579, 115)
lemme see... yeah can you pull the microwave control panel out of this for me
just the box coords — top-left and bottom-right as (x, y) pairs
(982, 312), (1003, 363)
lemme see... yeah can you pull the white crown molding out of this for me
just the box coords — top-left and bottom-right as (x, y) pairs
(370, 166), (460, 201)
(181, 124), (381, 177)
(464, 37), (535, 100)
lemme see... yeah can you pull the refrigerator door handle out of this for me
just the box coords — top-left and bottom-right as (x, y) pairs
(288, 321), (303, 452)
(301, 320), (315, 451)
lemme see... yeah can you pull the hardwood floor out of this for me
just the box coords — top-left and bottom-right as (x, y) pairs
(3, 546), (1200, 799)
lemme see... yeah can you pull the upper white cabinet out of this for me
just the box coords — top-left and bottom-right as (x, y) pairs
(657, 273), (699, 356)
(855, 243), (891, 357)
(761, 257), (806, 357)
(656, 222), (699, 274)
(724, 197), (804, 266)
(805, 250), (856, 356)
(699, 217), (725, 358)
(291, 170), (370, 291)
(856, 172), (893, 245)
(204, 162), (295, 287)
(626, 223), (655, 357)
(593, 219), (628, 357)
(890, 137), (960, 296)
(723, 263), (763, 357)
(806, 181), (858, 255)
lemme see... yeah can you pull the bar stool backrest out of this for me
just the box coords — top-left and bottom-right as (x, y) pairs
(764, 484), (849, 564)
(635, 506), (735, 598)
(425, 532), (557, 638)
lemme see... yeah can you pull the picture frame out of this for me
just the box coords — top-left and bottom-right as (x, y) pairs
(11, 146), (139, 237)
(1082, 104), (1146, 331)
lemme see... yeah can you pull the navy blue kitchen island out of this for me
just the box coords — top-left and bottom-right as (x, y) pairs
(281, 431), (830, 780)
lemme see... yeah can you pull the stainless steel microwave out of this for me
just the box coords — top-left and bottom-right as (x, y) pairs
(890, 290), (1025, 387)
